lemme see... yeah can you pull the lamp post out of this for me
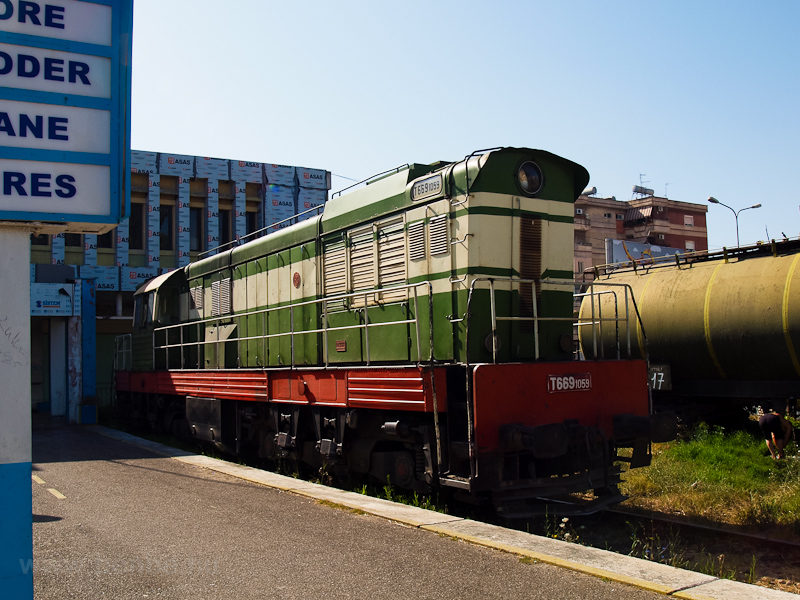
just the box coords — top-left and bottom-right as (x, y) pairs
(707, 197), (762, 247)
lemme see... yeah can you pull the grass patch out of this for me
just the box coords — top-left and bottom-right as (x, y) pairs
(621, 422), (800, 528)
(317, 499), (366, 515)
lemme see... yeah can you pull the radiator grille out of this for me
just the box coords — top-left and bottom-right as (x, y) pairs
(429, 215), (449, 256)
(211, 278), (231, 317)
(190, 286), (203, 311)
(323, 237), (347, 310)
(408, 220), (426, 261)
(378, 217), (407, 302)
(519, 218), (542, 330)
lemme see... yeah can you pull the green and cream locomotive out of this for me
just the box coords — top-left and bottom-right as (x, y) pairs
(115, 147), (673, 516)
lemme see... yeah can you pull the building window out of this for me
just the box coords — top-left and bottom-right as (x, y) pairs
(577, 261), (584, 273)
(684, 215), (694, 227)
(616, 214), (624, 220)
(160, 203), (175, 251)
(190, 206), (204, 252)
(97, 230), (114, 249)
(685, 240), (696, 251)
(65, 233), (82, 247)
(246, 211), (258, 237)
(31, 233), (49, 246)
(219, 207), (232, 246)
(603, 212), (612, 218)
(129, 202), (145, 250)
(575, 208), (583, 215)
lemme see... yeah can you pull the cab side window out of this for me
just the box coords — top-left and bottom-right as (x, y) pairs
(133, 293), (155, 329)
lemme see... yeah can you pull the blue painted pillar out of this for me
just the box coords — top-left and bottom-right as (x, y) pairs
(0, 226), (33, 598)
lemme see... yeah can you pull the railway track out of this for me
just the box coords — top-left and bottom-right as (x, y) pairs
(555, 506), (800, 593)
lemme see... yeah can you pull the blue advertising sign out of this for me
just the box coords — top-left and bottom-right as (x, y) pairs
(605, 239), (684, 266)
(0, 0), (133, 233)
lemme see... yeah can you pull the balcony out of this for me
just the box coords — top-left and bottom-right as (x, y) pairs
(574, 216), (591, 230)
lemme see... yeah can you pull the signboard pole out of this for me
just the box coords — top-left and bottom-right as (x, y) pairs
(0, 225), (33, 598)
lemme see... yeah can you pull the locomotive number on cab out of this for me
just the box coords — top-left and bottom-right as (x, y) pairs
(547, 373), (592, 393)
(411, 174), (443, 201)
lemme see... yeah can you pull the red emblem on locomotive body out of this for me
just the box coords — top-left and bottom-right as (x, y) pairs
(293, 272), (301, 288)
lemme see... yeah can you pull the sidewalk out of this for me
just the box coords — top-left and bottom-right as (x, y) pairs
(93, 426), (796, 600)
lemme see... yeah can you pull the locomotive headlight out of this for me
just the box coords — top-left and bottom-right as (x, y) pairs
(517, 161), (543, 196)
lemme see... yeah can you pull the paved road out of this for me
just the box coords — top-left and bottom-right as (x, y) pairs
(30, 423), (669, 600)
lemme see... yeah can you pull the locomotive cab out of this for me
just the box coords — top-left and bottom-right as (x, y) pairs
(130, 269), (188, 371)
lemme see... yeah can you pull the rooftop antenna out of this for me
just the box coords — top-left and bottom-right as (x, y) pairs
(664, 183), (670, 198)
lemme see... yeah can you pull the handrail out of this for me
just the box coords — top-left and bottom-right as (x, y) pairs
(151, 281), (434, 370)
(448, 147), (501, 208)
(198, 205), (325, 259)
(331, 164), (411, 199)
(585, 236), (800, 281)
(466, 277), (575, 362)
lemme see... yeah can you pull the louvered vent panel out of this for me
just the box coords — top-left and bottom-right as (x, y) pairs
(408, 221), (426, 261)
(219, 278), (231, 315)
(350, 228), (374, 307)
(323, 238), (347, 310)
(378, 218), (407, 302)
(323, 239), (347, 294)
(190, 286), (203, 311)
(211, 280), (221, 317)
(519, 217), (542, 331)
(429, 215), (449, 256)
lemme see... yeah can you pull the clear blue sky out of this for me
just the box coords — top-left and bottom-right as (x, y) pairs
(130, 0), (800, 249)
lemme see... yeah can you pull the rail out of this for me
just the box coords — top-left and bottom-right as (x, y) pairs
(150, 281), (434, 370)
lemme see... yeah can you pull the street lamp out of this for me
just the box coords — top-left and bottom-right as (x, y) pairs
(707, 197), (762, 247)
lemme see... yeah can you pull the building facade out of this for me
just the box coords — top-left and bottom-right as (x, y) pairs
(30, 150), (331, 421)
(573, 193), (709, 277)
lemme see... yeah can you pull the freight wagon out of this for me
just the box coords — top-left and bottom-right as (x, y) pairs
(579, 239), (800, 421)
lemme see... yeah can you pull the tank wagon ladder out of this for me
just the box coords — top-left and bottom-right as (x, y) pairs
(575, 282), (648, 362)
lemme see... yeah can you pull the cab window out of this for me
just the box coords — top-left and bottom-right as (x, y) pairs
(133, 293), (155, 329)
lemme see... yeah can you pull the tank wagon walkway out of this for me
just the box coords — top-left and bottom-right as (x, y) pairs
(30, 421), (790, 600)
